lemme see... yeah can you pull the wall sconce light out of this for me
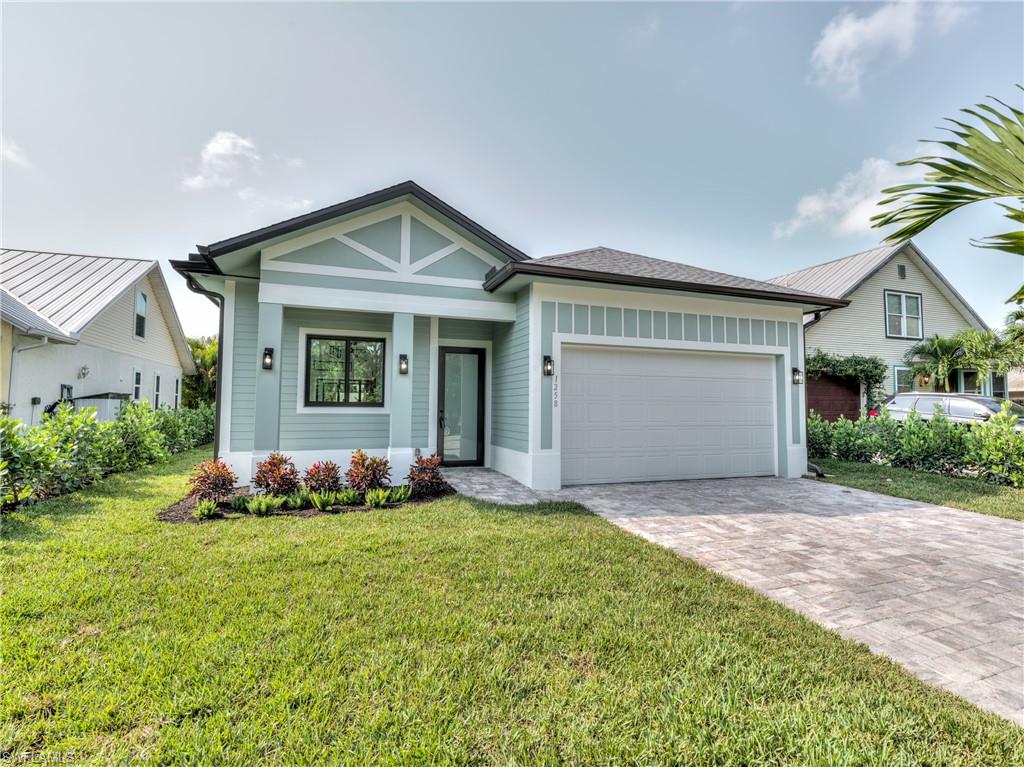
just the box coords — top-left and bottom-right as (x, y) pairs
(543, 355), (554, 376)
(792, 367), (804, 385)
(262, 347), (274, 370)
(399, 354), (409, 375)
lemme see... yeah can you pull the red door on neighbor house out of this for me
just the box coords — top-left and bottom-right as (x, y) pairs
(807, 374), (861, 422)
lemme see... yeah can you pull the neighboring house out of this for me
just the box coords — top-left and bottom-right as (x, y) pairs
(0, 249), (196, 425)
(1010, 370), (1024, 403)
(172, 181), (844, 489)
(768, 242), (990, 421)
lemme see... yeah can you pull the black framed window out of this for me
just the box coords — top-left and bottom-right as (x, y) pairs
(305, 335), (385, 407)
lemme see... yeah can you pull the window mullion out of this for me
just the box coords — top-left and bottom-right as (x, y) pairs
(344, 340), (351, 404)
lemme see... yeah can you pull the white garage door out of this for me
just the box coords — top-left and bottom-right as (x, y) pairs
(561, 345), (776, 485)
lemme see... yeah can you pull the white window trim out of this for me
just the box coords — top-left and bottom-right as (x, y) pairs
(132, 368), (143, 402)
(893, 364), (914, 394)
(884, 289), (923, 340)
(134, 288), (148, 340)
(296, 326), (393, 415)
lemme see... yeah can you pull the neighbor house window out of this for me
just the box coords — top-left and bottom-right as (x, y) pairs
(154, 374), (161, 408)
(894, 365), (914, 394)
(960, 369), (980, 394)
(992, 373), (1007, 400)
(173, 378), (180, 409)
(134, 290), (147, 338)
(132, 370), (142, 401)
(304, 335), (385, 407)
(884, 290), (923, 339)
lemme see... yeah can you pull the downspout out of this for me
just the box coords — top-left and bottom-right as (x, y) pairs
(182, 276), (225, 459)
(10, 333), (50, 425)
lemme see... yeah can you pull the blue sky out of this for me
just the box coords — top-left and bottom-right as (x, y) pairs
(3, 2), (1021, 335)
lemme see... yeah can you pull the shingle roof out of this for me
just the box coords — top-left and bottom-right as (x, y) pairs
(0, 288), (74, 342)
(765, 243), (904, 299)
(0, 249), (155, 334)
(532, 246), (844, 304)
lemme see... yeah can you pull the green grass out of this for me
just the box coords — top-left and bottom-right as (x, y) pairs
(3, 449), (1021, 765)
(816, 459), (1024, 522)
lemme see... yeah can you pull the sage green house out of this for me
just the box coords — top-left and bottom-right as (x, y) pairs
(172, 182), (844, 489)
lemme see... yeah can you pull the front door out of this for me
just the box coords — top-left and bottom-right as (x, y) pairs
(438, 347), (485, 466)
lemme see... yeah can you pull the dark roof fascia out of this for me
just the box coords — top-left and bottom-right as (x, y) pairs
(170, 256), (217, 276)
(197, 181), (528, 264)
(484, 261), (850, 311)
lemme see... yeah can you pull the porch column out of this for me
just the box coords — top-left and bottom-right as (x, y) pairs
(388, 312), (415, 471)
(253, 301), (283, 452)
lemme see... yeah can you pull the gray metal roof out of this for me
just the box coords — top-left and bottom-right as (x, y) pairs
(766, 243), (903, 299)
(535, 246), (841, 303)
(0, 249), (155, 334)
(0, 288), (75, 342)
(0, 249), (196, 372)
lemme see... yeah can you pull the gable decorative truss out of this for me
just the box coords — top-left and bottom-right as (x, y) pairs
(260, 202), (505, 290)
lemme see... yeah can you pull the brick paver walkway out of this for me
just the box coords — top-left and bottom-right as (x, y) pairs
(444, 469), (1024, 724)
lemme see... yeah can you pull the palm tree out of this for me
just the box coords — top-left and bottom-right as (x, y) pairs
(1006, 308), (1024, 344)
(183, 336), (218, 407)
(871, 87), (1024, 302)
(903, 335), (965, 392)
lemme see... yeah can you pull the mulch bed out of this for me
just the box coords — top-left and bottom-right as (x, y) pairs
(158, 486), (454, 524)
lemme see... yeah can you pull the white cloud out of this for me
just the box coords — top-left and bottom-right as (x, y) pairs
(182, 130), (261, 190)
(809, 2), (969, 99)
(773, 157), (918, 239)
(2, 137), (32, 169)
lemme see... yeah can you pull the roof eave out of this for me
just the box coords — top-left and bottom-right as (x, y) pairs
(484, 262), (850, 311)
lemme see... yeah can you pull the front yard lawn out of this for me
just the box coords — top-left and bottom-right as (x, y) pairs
(816, 459), (1024, 521)
(3, 449), (1021, 765)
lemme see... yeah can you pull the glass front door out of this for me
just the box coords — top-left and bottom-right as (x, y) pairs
(438, 348), (485, 466)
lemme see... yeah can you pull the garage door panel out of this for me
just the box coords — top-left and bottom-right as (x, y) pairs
(561, 346), (776, 485)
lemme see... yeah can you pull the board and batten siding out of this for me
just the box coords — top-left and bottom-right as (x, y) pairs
(491, 289), (530, 453)
(230, 282), (259, 451)
(278, 307), (391, 451)
(805, 250), (979, 393)
(78, 272), (180, 369)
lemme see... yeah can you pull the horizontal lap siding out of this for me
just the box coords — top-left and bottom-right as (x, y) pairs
(278, 308), (391, 451)
(492, 289), (529, 452)
(411, 316), (430, 446)
(230, 283), (259, 451)
(438, 318), (493, 341)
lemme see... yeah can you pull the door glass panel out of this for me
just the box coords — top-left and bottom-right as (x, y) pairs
(992, 374), (1007, 400)
(442, 352), (480, 463)
(961, 370), (980, 394)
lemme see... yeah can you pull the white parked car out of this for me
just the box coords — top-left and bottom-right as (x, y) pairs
(883, 393), (1024, 430)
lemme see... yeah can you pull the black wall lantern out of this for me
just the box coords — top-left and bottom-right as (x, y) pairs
(792, 367), (804, 385)
(398, 354), (409, 375)
(543, 355), (554, 376)
(262, 347), (274, 370)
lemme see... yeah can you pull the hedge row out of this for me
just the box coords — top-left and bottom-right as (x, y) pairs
(1, 401), (215, 508)
(808, 402), (1024, 488)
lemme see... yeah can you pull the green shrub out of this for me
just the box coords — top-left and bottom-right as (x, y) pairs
(861, 407), (901, 461)
(336, 488), (362, 506)
(187, 459), (237, 502)
(894, 410), (939, 470)
(0, 416), (54, 508)
(246, 494), (285, 516)
(309, 490), (338, 512)
(364, 487), (391, 508)
(193, 498), (220, 520)
(34, 404), (120, 497)
(230, 494), (250, 512)
(831, 417), (869, 462)
(154, 403), (216, 454)
(806, 410), (833, 459)
(285, 488), (310, 510)
(389, 485), (412, 504)
(346, 450), (391, 493)
(254, 452), (300, 496)
(967, 402), (1024, 487)
(114, 401), (168, 469)
(406, 454), (448, 498)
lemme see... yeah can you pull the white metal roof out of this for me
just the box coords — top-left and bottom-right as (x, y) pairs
(0, 249), (196, 372)
(0, 288), (75, 342)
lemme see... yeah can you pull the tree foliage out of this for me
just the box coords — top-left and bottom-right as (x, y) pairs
(870, 87), (1024, 302)
(183, 335), (218, 408)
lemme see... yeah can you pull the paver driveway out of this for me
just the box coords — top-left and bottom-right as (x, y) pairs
(445, 470), (1024, 724)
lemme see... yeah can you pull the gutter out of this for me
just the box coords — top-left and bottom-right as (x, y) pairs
(484, 261), (851, 311)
